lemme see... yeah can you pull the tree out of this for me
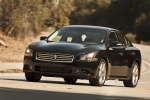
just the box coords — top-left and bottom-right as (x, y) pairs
(0, 0), (20, 36)
(134, 14), (150, 43)
(69, 0), (110, 25)
(0, 0), (73, 38)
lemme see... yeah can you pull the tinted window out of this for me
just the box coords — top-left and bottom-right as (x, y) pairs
(116, 31), (127, 46)
(125, 37), (131, 47)
(48, 27), (107, 44)
(108, 32), (118, 42)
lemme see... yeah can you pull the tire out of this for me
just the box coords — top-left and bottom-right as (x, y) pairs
(123, 62), (139, 87)
(25, 72), (42, 82)
(64, 78), (77, 84)
(89, 59), (107, 86)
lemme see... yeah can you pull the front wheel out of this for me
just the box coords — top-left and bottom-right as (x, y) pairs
(25, 72), (42, 82)
(123, 62), (139, 87)
(89, 59), (107, 86)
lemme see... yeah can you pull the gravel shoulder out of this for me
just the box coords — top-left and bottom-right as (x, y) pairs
(0, 62), (23, 73)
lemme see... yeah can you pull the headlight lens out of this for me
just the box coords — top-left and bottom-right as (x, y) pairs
(80, 52), (98, 62)
(25, 47), (33, 57)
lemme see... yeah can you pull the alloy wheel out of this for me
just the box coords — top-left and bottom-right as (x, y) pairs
(98, 60), (106, 85)
(132, 63), (139, 86)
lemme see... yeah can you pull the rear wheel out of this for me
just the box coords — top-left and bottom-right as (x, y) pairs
(25, 72), (42, 82)
(123, 62), (139, 87)
(64, 78), (77, 84)
(89, 59), (107, 86)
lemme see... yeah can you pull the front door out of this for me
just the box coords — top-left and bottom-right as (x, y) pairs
(107, 31), (128, 77)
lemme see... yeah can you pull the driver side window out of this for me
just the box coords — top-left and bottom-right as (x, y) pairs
(108, 32), (118, 42)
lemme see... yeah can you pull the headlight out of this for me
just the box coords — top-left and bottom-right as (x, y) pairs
(80, 52), (98, 62)
(25, 47), (33, 57)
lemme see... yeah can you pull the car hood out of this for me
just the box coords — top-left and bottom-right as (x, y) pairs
(29, 41), (103, 55)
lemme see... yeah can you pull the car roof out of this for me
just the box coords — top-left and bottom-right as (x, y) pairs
(64, 25), (116, 31)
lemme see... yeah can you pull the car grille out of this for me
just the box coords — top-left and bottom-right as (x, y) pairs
(36, 52), (74, 63)
(35, 66), (72, 73)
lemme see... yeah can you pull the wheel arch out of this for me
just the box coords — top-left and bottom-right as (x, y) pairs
(130, 58), (141, 80)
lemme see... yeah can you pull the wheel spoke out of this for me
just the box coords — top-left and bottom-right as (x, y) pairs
(132, 63), (139, 85)
(99, 70), (102, 75)
(132, 75), (135, 84)
(98, 61), (106, 84)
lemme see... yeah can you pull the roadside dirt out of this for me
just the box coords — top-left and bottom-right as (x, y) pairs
(0, 32), (51, 62)
(0, 62), (23, 73)
(0, 69), (22, 73)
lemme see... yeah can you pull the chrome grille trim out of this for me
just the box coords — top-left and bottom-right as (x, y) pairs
(36, 52), (74, 63)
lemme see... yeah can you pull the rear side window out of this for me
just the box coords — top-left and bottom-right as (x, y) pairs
(108, 32), (118, 42)
(125, 37), (131, 47)
(116, 31), (127, 46)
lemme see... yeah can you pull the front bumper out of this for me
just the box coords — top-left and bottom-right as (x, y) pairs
(23, 56), (99, 79)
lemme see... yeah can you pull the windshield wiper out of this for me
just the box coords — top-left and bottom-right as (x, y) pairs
(81, 42), (99, 45)
(47, 40), (56, 42)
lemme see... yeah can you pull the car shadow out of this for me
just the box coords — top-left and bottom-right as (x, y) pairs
(0, 87), (148, 100)
(0, 78), (90, 86)
(0, 78), (124, 87)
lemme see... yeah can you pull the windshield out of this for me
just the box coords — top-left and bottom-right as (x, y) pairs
(48, 27), (107, 44)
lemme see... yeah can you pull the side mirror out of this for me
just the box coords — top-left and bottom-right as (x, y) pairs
(108, 41), (123, 47)
(40, 36), (47, 41)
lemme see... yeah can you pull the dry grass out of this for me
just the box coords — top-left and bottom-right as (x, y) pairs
(0, 31), (52, 62)
(0, 69), (23, 73)
(125, 33), (136, 43)
(0, 34), (29, 62)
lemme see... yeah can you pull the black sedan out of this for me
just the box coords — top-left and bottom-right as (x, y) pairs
(23, 25), (141, 87)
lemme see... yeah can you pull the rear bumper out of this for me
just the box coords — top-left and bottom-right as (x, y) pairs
(23, 57), (99, 79)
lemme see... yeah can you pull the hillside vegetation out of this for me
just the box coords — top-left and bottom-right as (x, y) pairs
(0, 0), (150, 42)
(0, 0), (150, 62)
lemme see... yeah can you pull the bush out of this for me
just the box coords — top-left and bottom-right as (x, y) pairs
(126, 33), (136, 43)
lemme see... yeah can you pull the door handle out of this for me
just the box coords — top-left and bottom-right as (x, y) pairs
(131, 52), (135, 55)
(119, 52), (123, 56)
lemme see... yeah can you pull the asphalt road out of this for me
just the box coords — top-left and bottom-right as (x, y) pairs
(0, 44), (150, 100)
